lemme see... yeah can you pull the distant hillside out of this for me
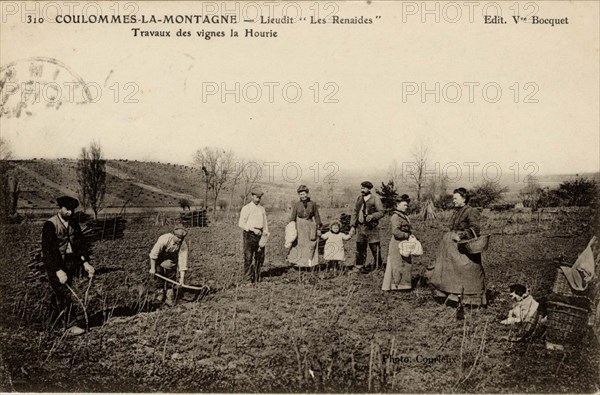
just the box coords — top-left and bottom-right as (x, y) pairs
(6, 159), (316, 213)
(4, 160), (598, 212)
(8, 159), (207, 210)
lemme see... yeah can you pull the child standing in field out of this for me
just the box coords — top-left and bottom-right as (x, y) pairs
(320, 221), (352, 268)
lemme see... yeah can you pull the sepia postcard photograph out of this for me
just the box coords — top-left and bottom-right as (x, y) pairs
(0, 0), (599, 392)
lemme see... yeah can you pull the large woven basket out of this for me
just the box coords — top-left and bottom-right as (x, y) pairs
(552, 268), (591, 298)
(552, 269), (573, 297)
(545, 301), (589, 344)
(457, 228), (490, 254)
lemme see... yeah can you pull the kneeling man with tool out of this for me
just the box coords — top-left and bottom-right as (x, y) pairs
(149, 227), (188, 306)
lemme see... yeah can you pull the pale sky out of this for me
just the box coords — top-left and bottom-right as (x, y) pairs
(1, 1), (599, 177)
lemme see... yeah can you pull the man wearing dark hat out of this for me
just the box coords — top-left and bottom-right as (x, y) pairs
(41, 196), (94, 335)
(149, 226), (189, 307)
(350, 181), (385, 273)
(238, 187), (269, 282)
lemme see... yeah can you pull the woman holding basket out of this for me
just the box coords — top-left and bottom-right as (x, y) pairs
(426, 187), (487, 306)
(382, 194), (415, 291)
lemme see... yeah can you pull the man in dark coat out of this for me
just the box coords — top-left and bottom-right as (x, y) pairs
(41, 196), (94, 335)
(350, 181), (385, 273)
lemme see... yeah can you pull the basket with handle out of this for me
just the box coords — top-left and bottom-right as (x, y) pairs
(545, 301), (589, 344)
(552, 268), (575, 297)
(457, 228), (490, 254)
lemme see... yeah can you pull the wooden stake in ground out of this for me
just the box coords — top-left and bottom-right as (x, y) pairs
(83, 276), (94, 308)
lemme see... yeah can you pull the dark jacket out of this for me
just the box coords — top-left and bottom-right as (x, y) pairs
(391, 210), (412, 241)
(41, 214), (88, 272)
(290, 199), (322, 227)
(450, 205), (480, 240)
(351, 193), (385, 228)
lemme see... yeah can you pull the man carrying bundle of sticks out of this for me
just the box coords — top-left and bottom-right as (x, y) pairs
(41, 196), (95, 336)
(148, 227), (189, 307)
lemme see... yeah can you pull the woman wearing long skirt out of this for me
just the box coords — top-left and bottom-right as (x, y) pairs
(287, 185), (322, 267)
(382, 194), (413, 291)
(426, 187), (486, 306)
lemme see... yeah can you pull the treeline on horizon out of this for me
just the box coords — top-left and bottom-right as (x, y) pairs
(0, 139), (598, 222)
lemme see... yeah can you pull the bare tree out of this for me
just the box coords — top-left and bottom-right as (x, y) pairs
(0, 138), (12, 160)
(194, 148), (214, 210)
(212, 149), (234, 214)
(228, 157), (247, 212)
(327, 179), (336, 207)
(194, 147), (234, 214)
(8, 175), (19, 215)
(240, 161), (262, 205)
(77, 141), (107, 220)
(0, 177), (8, 222)
(424, 174), (450, 202)
(0, 139), (13, 221)
(387, 159), (401, 186)
(199, 165), (212, 210)
(409, 143), (429, 202)
(519, 175), (542, 209)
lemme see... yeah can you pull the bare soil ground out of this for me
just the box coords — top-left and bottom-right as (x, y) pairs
(0, 208), (598, 392)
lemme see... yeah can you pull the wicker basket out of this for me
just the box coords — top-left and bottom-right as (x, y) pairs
(457, 228), (490, 254)
(552, 269), (575, 297)
(545, 301), (589, 344)
(552, 268), (591, 298)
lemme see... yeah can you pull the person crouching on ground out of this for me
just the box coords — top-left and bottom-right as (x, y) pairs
(238, 188), (269, 283)
(149, 227), (189, 307)
(42, 196), (95, 336)
(320, 220), (352, 270)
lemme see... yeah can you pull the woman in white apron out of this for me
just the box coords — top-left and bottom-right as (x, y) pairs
(287, 185), (322, 267)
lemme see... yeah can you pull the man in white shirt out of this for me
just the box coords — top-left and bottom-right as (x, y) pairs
(149, 227), (188, 306)
(238, 188), (269, 282)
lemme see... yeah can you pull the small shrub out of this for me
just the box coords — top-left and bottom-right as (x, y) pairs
(554, 177), (598, 206)
(469, 181), (508, 208)
(217, 199), (228, 211)
(436, 193), (454, 210)
(376, 180), (399, 213)
(178, 198), (192, 211)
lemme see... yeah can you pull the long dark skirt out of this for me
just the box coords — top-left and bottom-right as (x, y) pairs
(382, 236), (412, 291)
(427, 232), (486, 306)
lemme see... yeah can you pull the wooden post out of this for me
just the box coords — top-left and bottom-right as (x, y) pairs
(101, 214), (107, 240)
(112, 214), (118, 240)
